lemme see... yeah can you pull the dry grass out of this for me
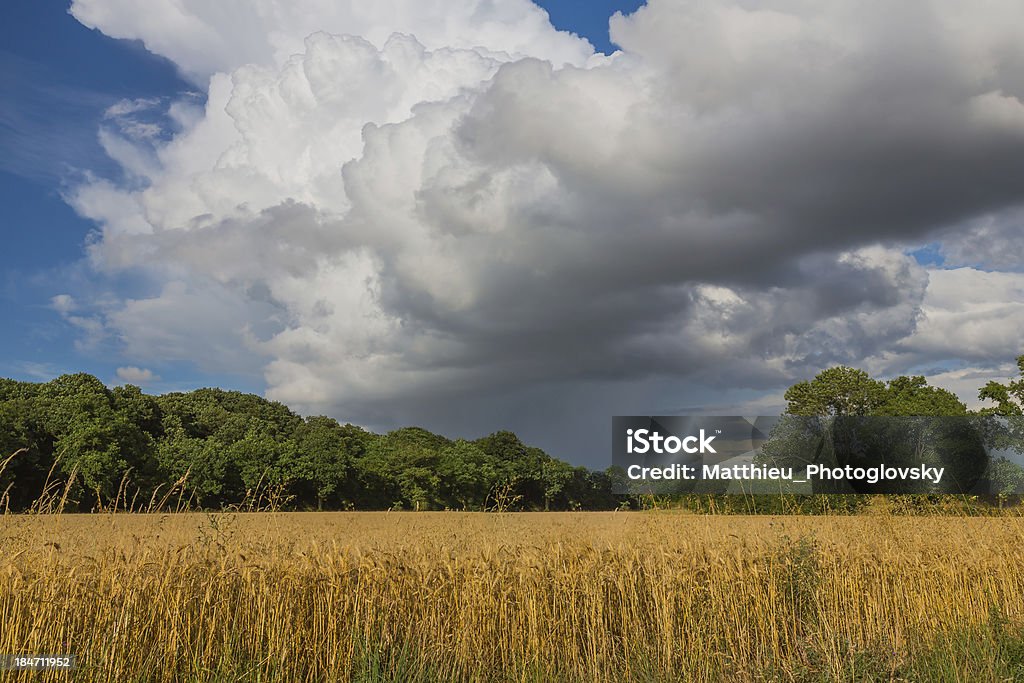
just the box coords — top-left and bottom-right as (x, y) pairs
(2, 511), (1024, 682)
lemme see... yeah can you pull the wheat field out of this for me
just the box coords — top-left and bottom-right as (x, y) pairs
(2, 510), (1024, 682)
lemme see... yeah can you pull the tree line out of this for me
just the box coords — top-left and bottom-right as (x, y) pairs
(0, 374), (617, 512)
(2, 358), (1022, 513)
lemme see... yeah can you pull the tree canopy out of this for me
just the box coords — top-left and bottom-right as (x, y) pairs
(0, 375), (616, 512)
(978, 356), (1024, 416)
(773, 363), (1024, 497)
(2, 359), (1022, 512)
(784, 367), (967, 417)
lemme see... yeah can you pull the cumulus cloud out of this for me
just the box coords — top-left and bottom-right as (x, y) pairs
(938, 206), (1024, 271)
(115, 366), (160, 384)
(69, 0), (595, 83)
(50, 294), (77, 315)
(900, 268), (1024, 363)
(63, 0), (1024, 462)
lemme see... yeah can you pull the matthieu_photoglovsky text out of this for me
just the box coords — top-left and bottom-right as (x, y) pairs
(623, 428), (945, 485)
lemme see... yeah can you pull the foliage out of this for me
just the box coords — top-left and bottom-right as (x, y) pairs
(769, 364), (1001, 496)
(0, 374), (617, 512)
(878, 375), (968, 416)
(3, 358), (1022, 512)
(978, 355), (1024, 416)
(783, 366), (887, 417)
(784, 366), (968, 418)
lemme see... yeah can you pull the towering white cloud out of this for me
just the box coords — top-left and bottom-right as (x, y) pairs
(64, 0), (1024, 459)
(69, 0), (595, 82)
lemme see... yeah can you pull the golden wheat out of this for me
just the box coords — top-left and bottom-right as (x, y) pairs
(1, 511), (1023, 682)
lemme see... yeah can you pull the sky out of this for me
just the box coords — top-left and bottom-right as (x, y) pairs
(1, 0), (1023, 467)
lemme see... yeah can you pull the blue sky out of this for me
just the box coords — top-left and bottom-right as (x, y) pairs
(1, 0), (188, 384)
(0, 0), (643, 391)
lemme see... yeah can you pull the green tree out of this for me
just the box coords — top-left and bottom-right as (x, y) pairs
(39, 374), (151, 507)
(475, 432), (549, 509)
(0, 397), (49, 510)
(988, 457), (1024, 504)
(877, 376), (967, 416)
(974, 356), (1024, 468)
(978, 355), (1024, 416)
(772, 367), (978, 494)
(540, 459), (574, 511)
(156, 416), (225, 506)
(436, 439), (496, 510)
(0, 373), (611, 512)
(292, 416), (355, 510)
(784, 367), (886, 416)
(55, 420), (127, 505)
(785, 367), (968, 418)
(363, 428), (447, 510)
